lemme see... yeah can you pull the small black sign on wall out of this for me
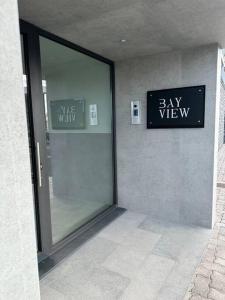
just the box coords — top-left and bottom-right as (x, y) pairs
(147, 85), (205, 128)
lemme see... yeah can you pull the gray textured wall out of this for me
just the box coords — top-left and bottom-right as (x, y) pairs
(0, 1), (40, 299)
(116, 44), (219, 228)
(218, 80), (225, 149)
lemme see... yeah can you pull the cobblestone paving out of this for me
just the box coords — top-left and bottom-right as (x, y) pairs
(217, 147), (225, 184)
(185, 145), (225, 300)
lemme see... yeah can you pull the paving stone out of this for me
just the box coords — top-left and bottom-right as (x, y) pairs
(84, 267), (130, 299)
(216, 249), (225, 260)
(40, 285), (66, 300)
(215, 246), (225, 253)
(202, 249), (216, 263)
(210, 271), (225, 293)
(214, 224), (220, 229)
(200, 261), (225, 274)
(195, 265), (212, 278)
(191, 275), (210, 298)
(216, 239), (225, 247)
(119, 254), (175, 300)
(214, 229), (221, 235)
(208, 288), (225, 300)
(183, 290), (192, 300)
(219, 227), (225, 236)
(207, 243), (217, 251)
(201, 262), (213, 271)
(214, 257), (225, 267)
(156, 282), (187, 300)
(102, 245), (144, 279)
(217, 205), (224, 211)
(218, 234), (225, 242)
(209, 239), (218, 246)
(190, 295), (208, 300)
(119, 227), (161, 258)
(217, 223), (225, 228)
(212, 263), (225, 275)
(187, 282), (195, 293)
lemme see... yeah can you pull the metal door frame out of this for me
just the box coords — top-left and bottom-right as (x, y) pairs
(20, 20), (117, 258)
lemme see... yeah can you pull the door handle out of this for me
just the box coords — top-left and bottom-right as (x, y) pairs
(36, 142), (42, 187)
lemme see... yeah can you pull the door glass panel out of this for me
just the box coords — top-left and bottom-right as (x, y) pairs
(39, 36), (114, 244)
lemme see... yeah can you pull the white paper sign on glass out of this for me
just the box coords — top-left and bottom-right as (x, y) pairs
(89, 104), (98, 125)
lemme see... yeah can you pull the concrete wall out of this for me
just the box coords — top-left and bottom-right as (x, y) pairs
(0, 1), (40, 299)
(116, 44), (220, 228)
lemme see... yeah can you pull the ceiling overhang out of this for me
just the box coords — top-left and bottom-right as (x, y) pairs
(18, 0), (225, 61)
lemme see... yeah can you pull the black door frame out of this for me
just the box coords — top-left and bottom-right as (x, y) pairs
(21, 33), (42, 252)
(20, 20), (117, 258)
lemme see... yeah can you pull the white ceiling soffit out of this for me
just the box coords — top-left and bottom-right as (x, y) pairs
(18, 0), (225, 61)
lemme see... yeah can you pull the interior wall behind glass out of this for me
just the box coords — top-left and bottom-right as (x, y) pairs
(45, 58), (111, 133)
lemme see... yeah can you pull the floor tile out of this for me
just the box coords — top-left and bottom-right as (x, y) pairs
(41, 236), (118, 287)
(156, 284), (184, 300)
(72, 236), (118, 264)
(139, 217), (175, 235)
(43, 266), (129, 300)
(43, 280), (91, 299)
(120, 228), (161, 258)
(152, 231), (190, 260)
(156, 258), (199, 299)
(82, 267), (130, 299)
(152, 225), (210, 261)
(40, 285), (67, 300)
(120, 254), (175, 300)
(96, 220), (132, 244)
(117, 211), (147, 226)
(102, 245), (144, 279)
(98, 211), (146, 244)
(40, 213), (212, 300)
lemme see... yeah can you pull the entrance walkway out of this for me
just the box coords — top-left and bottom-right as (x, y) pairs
(41, 222), (212, 298)
(40, 147), (225, 300)
(185, 145), (225, 300)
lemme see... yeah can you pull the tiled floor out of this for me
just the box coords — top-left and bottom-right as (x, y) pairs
(40, 211), (211, 299)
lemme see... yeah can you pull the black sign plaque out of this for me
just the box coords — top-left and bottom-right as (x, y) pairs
(147, 85), (205, 129)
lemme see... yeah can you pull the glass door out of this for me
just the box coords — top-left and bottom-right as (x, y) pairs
(39, 36), (114, 244)
(20, 21), (116, 255)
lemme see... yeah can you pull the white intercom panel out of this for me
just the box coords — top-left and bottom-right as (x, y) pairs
(89, 104), (98, 125)
(131, 100), (141, 124)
